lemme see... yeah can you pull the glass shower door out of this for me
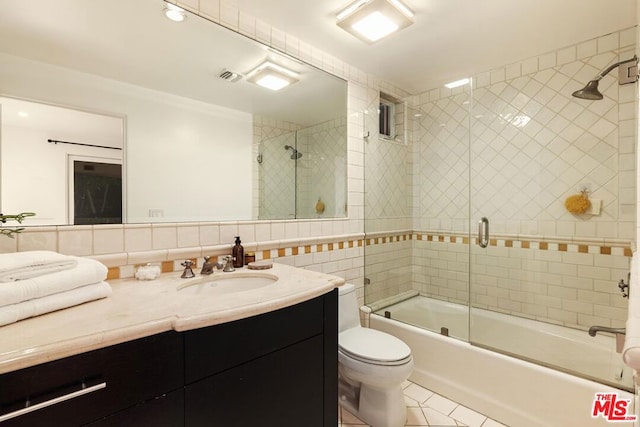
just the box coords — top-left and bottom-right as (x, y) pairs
(467, 48), (636, 390)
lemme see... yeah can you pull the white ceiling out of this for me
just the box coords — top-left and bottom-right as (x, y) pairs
(0, 0), (636, 108)
(236, 0), (638, 93)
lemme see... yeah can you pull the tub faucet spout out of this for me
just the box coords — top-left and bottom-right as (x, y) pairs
(588, 325), (625, 337)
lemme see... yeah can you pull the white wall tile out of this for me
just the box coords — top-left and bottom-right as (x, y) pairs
(124, 225), (152, 253)
(93, 226), (124, 255)
(16, 229), (57, 252)
(58, 227), (93, 255)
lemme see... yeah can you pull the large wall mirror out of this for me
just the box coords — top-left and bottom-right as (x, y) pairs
(0, 0), (348, 225)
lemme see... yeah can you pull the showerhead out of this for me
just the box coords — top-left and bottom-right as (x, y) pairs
(572, 55), (638, 101)
(284, 145), (302, 159)
(571, 80), (603, 100)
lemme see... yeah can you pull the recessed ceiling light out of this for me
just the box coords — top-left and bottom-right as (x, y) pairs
(351, 11), (398, 42)
(164, 3), (187, 22)
(444, 78), (470, 89)
(17, 111), (29, 118)
(246, 61), (299, 91)
(336, 0), (414, 44)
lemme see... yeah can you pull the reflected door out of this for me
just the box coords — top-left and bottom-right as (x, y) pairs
(71, 159), (122, 225)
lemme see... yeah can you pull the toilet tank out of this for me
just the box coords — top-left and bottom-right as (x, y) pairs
(338, 283), (361, 333)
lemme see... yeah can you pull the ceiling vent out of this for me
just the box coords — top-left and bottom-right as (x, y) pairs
(218, 69), (242, 82)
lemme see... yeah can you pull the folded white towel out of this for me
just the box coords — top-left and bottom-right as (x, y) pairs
(0, 257), (108, 307)
(0, 251), (78, 282)
(0, 281), (112, 327)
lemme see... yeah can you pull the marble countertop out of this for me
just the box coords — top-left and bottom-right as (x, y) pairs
(0, 263), (344, 374)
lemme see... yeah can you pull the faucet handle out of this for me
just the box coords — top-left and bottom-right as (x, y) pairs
(181, 260), (195, 278)
(222, 255), (235, 272)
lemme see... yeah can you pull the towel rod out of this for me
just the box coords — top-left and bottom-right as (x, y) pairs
(47, 139), (122, 151)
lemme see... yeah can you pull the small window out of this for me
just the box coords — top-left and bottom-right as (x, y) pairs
(379, 92), (406, 144)
(379, 99), (395, 138)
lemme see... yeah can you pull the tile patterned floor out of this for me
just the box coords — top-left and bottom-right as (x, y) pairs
(338, 381), (509, 427)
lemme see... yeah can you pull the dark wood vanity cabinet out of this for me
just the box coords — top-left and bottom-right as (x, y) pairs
(184, 289), (337, 426)
(0, 289), (337, 427)
(0, 331), (183, 427)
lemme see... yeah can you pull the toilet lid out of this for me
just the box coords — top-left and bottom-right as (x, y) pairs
(339, 328), (412, 366)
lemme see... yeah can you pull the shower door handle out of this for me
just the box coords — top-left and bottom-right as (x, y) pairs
(478, 217), (489, 248)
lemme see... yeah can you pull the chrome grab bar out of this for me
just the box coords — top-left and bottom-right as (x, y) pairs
(478, 217), (489, 248)
(0, 382), (106, 422)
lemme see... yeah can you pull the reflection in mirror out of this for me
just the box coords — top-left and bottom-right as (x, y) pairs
(0, 97), (124, 226)
(0, 0), (347, 225)
(72, 159), (123, 225)
(256, 116), (347, 220)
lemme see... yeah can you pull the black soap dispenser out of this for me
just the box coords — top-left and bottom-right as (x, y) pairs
(232, 236), (244, 269)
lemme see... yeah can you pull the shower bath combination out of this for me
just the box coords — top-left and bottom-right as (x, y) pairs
(284, 145), (302, 159)
(572, 55), (638, 100)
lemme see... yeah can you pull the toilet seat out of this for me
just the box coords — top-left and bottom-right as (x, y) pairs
(339, 328), (412, 366)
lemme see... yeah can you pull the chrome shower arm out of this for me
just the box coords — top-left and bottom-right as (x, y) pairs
(592, 56), (636, 81)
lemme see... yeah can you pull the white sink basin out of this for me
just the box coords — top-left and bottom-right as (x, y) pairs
(177, 272), (278, 295)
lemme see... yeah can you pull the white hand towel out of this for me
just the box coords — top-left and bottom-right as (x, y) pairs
(0, 281), (112, 327)
(623, 251), (640, 369)
(0, 257), (108, 307)
(0, 251), (78, 282)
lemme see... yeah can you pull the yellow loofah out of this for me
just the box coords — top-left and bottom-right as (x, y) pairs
(565, 190), (591, 214)
(315, 198), (325, 214)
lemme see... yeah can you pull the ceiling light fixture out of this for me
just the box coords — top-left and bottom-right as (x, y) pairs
(164, 3), (187, 22)
(444, 78), (470, 89)
(336, 0), (414, 43)
(246, 61), (299, 91)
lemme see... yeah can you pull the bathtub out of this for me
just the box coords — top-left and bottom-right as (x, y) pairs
(369, 296), (636, 427)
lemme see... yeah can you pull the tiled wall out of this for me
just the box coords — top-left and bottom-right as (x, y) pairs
(412, 28), (638, 238)
(253, 117), (298, 219)
(362, 231), (413, 305)
(253, 116), (347, 220)
(296, 117), (348, 218)
(1, 220), (364, 282)
(414, 232), (631, 330)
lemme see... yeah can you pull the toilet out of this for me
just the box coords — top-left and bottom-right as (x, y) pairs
(338, 283), (413, 427)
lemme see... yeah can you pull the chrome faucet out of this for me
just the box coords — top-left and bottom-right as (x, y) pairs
(200, 256), (215, 275)
(222, 255), (235, 272)
(588, 326), (626, 337)
(181, 260), (195, 278)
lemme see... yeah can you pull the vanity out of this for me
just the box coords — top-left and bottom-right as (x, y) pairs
(0, 264), (341, 426)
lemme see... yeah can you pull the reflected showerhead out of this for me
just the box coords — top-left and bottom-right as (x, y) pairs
(571, 80), (603, 100)
(284, 145), (302, 159)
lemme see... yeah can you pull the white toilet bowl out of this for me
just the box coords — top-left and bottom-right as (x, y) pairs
(338, 284), (413, 427)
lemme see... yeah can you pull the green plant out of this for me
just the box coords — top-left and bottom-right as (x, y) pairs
(0, 212), (36, 238)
